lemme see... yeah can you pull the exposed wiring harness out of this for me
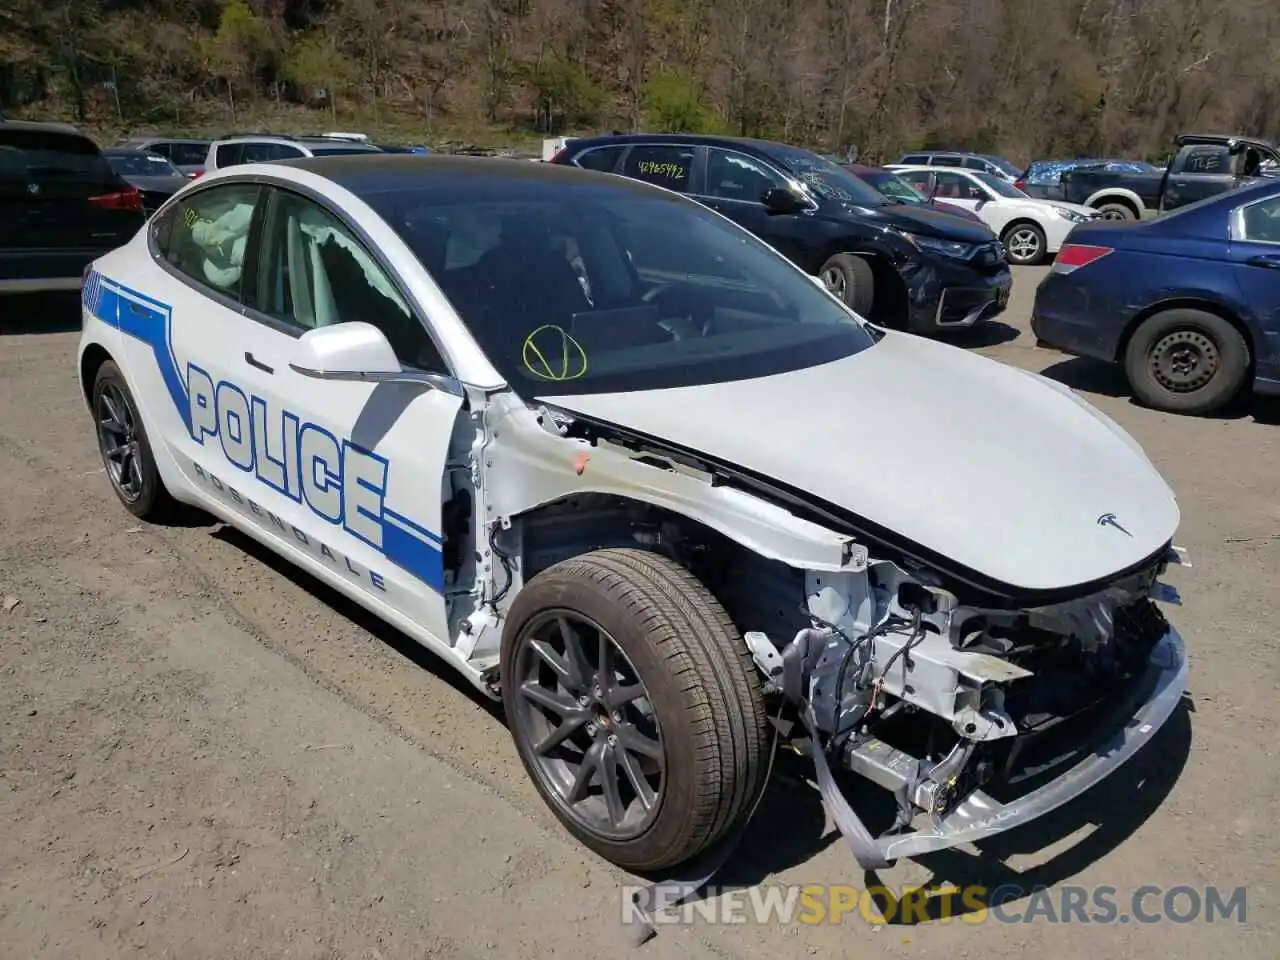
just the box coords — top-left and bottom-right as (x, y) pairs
(800, 605), (910, 745)
(487, 521), (515, 610)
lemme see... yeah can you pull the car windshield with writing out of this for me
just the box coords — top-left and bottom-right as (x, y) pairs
(761, 144), (888, 207)
(368, 182), (878, 396)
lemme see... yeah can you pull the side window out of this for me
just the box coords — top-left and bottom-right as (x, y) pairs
(933, 155), (964, 167)
(704, 148), (786, 203)
(899, 170), (932, 192)
(253, 189), (445, 371)
(900, 154), (928, 164)
(242, 142), (304, 163)
(173, 143), (209, 166)
(620, 144), (694, 192)
(146, 142), (174, 159)
(158, 182), (261, 299)
(962, 156), (987, 170)
(1239, 196), (1280, 243)
(574, 146), (624, 172)
(933, 172), (984, 200)
(214, 143), (245, 168)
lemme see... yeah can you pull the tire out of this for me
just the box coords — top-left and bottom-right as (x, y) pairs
(1124, 308), (1250, 414)
(1001, 221), (1047, 265)
(92, 360), (176, 520)
(818, 253), (875, 315)
(500, 548), (769, 873)
(1095, 201), (1137, 221)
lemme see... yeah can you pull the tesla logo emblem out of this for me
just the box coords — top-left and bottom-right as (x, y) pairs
(1097, 513), (1133, 537)
(26, 183), (40, 195)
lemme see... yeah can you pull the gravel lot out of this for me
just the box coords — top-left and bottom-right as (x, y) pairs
(2, 267), (1277, 959)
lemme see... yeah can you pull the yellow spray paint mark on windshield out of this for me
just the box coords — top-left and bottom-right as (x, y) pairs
(522, 325), (588, 381)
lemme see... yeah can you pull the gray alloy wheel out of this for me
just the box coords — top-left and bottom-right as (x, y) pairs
(508, 608), (666, 842)
(1003, 223), (1046, 265)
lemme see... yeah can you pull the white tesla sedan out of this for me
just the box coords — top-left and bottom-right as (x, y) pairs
(890, 164), (1100, 265)
(76, 155), (1187, 885)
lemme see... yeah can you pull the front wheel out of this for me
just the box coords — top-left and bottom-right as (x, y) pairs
(1124, 308), (1250, 414)
(500, 548), (770, 873)
(818, 253), (875, 315)
(1001, 222), (1047, 265)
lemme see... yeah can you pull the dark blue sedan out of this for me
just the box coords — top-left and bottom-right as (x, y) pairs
(1032, 179), (1280, 414)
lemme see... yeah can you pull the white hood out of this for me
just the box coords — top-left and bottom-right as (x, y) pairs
(542, 333), (1179, 593)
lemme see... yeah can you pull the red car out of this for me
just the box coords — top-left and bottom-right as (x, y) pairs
(844, 163), (987, 224)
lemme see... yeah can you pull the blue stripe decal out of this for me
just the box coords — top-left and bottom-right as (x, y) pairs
(86, 271), (447, 593)
(381, 520), (445, 590)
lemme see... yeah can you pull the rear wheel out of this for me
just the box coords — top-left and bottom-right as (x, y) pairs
(1095, 201), (1137, 221)
(819, 253), (875, 315)
(500, 548), (769, 872)
(92, 360), (177, 520)
(1124, 308), (1250, 414)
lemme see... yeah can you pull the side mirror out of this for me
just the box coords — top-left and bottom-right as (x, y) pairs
(289, 322), (462, 397)
(761, 186), (806, 214)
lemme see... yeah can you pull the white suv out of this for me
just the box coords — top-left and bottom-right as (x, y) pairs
(200, 135), (381, 175)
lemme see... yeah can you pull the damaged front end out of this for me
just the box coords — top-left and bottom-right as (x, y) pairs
(753, 546), (1188, 868)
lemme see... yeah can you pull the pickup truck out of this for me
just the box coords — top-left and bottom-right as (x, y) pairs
(1059, 133), (1280, 220)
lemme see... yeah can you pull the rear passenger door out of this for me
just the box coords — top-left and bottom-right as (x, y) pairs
(0, 126), (143, 287)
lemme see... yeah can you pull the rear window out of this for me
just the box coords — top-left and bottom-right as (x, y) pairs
(308, 145), (380, 157)
(0, 129), (115, 184)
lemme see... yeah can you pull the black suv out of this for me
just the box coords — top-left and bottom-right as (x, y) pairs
(551, 134), (1012, 334)
(1, 120), (146, 294)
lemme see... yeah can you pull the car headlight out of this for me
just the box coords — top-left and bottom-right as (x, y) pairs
(1052, 205), (1092, 223)
(902, 233), (976, 259)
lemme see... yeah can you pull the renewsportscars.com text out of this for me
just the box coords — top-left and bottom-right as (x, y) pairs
(622, 883), (1247, 926)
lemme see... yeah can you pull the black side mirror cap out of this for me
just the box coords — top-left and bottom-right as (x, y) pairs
(761, 186), (806, 213)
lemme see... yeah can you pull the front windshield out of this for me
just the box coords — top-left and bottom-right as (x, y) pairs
(371, 185), (878, 396)
(857, 169), (927, 204)
(761, 144), (888, 206)
(972, 170), (1027, 198)
(105, 152), (179, 177)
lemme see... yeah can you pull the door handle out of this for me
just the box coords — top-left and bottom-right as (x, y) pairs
(244, 351), (274, 373)
(1245, 254), (1280, 269)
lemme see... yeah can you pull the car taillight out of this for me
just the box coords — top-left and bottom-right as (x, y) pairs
(88, 185), (143, 213)
(1014, 178), (1026, 190)
(189, 169), (205, 179)
(548, 148), (571, 164)
(1053, 243), (1114, 274)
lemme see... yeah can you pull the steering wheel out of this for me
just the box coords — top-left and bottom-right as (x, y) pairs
(642, 283), (714, 340)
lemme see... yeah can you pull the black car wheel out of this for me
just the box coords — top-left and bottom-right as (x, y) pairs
(819, 253), (875, 315)
(1095, 202), (1137, 221)
(93, 360), (176, 520)
(1124, 308), (1250, 414)
(500, 548), (769, 873)
(1001, 222), (1047, 265)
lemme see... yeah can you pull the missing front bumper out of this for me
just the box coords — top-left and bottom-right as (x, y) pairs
(789, 626), (1187, 868)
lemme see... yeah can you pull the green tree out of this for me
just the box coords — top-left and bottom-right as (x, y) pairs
(199, 0), (272, 120)
(525, 53), (605, 133)
(283, 31), (355, 122)
(642, 67), (722, 133)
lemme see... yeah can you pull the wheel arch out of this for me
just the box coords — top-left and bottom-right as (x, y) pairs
(819, 245), (908, 328)
(1116, 297), (1256, 376)
(79, 342), (114, 408)
(506, 491), (818, 644)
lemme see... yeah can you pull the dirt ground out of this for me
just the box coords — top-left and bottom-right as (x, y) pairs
(2, 269), (1277, 959)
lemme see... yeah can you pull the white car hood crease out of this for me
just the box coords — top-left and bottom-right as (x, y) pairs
(541, 332), (1179, 593)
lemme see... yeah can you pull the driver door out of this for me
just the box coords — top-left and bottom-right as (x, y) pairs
(696, 147), (815, 268)
(232, 184), (464, 645)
